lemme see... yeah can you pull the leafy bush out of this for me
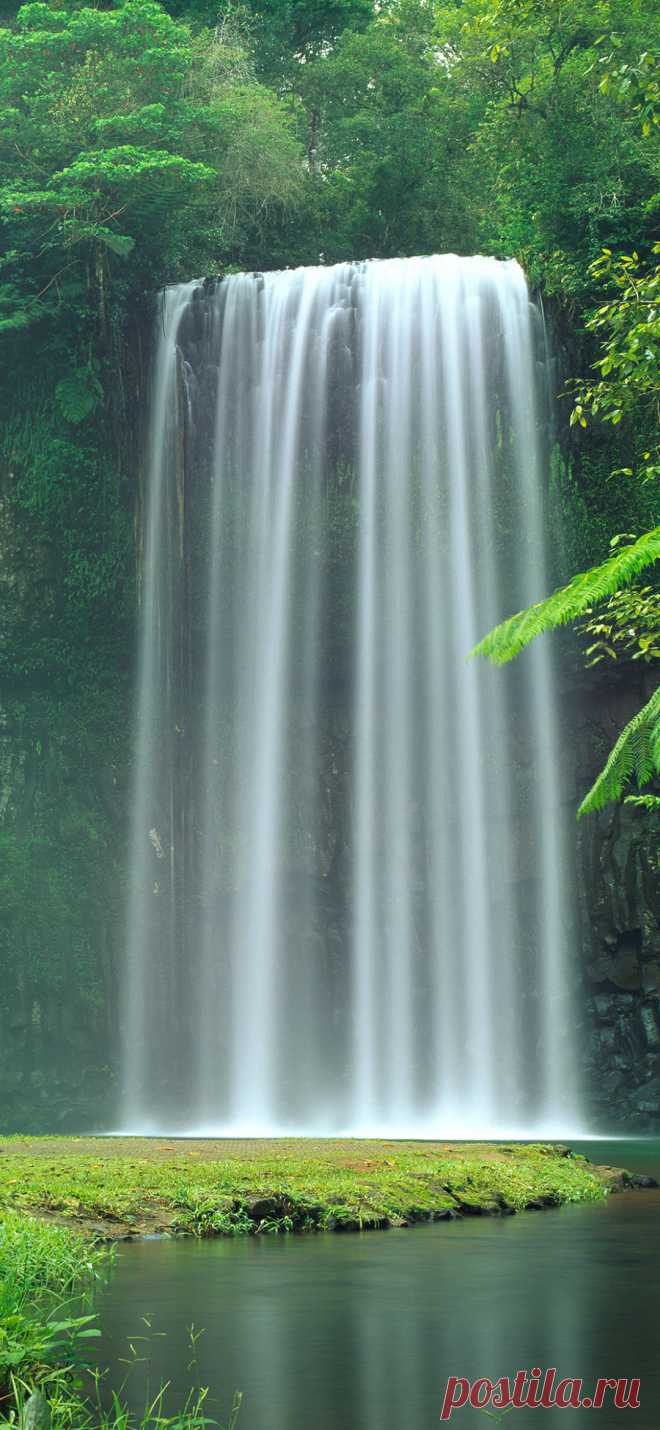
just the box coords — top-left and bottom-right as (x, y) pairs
(0, 1212), (106, 1392)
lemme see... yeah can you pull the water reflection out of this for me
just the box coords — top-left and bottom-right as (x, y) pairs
(94, 1144), (660, 1429)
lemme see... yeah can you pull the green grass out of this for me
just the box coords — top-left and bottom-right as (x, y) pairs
(0, 1139), (622, 1427)
(0, 1139), (608, 1237)
(0, 1212), (242, 1427)
(0, 1210), (106, 1404)
(0, 1208), (242, 1427)
(4, 1375), (242, 1430)
(0, 1210), (107, 1298)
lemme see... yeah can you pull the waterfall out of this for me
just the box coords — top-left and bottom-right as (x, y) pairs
(121, 254), (579, 1136)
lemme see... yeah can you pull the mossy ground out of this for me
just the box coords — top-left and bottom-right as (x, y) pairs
(0, 1138), (616, 1239)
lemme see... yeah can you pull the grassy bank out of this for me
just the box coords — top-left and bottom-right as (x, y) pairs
(0, 1138), (619, 1239)
(0, 1139), (642, 1428)
(0, 1208), (240, 1428)
(0, 1211), (101, 1424)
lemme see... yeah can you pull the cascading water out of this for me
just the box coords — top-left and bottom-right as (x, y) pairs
(122, 254), (579, 1136)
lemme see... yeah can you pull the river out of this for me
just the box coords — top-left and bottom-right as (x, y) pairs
(93, 1141), (660, 1428)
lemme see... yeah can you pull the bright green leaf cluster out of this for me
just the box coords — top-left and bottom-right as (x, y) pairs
(472, 529), (660, 665)
(578, 685), (660, 816)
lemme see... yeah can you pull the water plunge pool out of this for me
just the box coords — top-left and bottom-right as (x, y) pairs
(92, 1141), (660, 1429)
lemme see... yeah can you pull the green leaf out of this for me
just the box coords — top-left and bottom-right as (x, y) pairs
(471, 529), (660, 665)
(55, 369), (103, 424)
(578, 686), (660, 817)
(97, 231), (135, 257)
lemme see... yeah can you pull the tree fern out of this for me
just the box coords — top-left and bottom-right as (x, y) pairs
(471, 528), (660, 665)
(55, 369), (103, 424)
(577, 686), (660, 817)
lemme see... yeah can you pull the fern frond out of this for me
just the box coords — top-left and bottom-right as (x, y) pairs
(577, 685), (660, 818)
(625, 794), (660, 811)
(471, 528), (660, 665)
(55, 368), (103, 424)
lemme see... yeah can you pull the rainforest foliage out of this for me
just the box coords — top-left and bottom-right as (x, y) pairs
(474, 231), (659, 808)
(0, 0), (657, 643)
(0, 0), (658, 1125)
(1, 0), (657, 684)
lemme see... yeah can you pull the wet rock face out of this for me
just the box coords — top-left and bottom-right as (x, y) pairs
(0, 685), (129, 1133)
(572, 666), (660, 1130)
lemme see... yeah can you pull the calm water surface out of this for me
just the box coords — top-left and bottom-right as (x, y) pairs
(94, 1142), (660, 1428)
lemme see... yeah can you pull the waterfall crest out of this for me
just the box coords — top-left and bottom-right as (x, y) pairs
(122, 255), (579, 1136)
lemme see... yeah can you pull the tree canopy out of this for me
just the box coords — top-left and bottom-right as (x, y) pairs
(0, 0), (658, 795)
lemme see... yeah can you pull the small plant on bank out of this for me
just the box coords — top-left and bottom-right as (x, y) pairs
(0, 1211), (242, 1429)
(0, 1308), (99, 1389)
(5, 1373), (243, 1430)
